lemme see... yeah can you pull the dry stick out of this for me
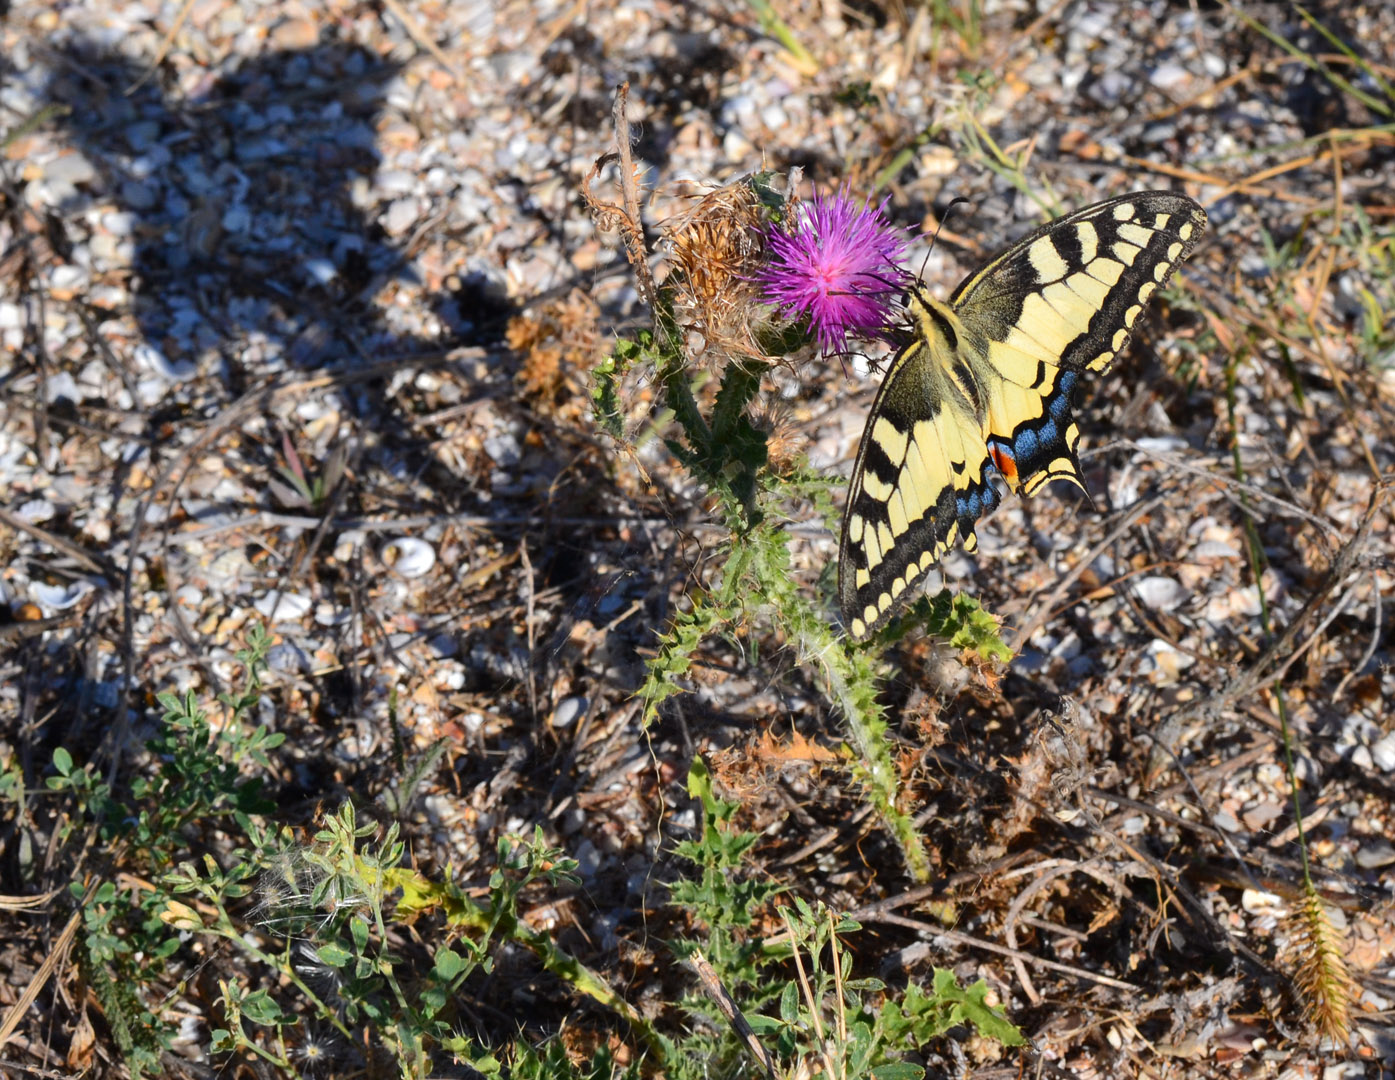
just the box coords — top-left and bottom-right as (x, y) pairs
(858, 910), (1139, 993)
(782, 907), (830, 1073)
(518, 538), (539, 722)
(0, 508), (117, 578)
(688, 951), (776, 1080)
(1303, 145), (1384, 482)
(1010, 493), (1165, 651)
(291, 451), (356, 582)
(1115, 440), (1342, 541)
(1333, 570), (1381, 699)
(380, 0), (460, 84)
(0, 895), (84, 1053)
(1208, 288), (1395, 437)
(1002, 859), (1141, 1005)
(1210, 135), (1388, 204)
(1148, 491), (1381, 772)
(124, 0), (197, 94)
(581, 83), (655, 306)
(1115, 154), (1322, 206)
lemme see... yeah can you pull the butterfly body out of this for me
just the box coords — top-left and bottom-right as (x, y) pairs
(839, 191), (1207, 641)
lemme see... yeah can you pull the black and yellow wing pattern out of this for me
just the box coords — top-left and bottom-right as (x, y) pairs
(839, 190), (1207, 641)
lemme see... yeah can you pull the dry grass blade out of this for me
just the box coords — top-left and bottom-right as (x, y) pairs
(0, 909), (81, 1054)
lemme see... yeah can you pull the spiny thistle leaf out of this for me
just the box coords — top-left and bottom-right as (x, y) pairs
(885, 589), (1013, 662)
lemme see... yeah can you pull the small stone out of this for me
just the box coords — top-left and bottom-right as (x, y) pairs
(120, 178), (160, 210)
(15, 498), (55, 523)
(303, 257), (338, 285)
(1134, 576), (1186, 612)
(48, 264), (89, 300)
(383, 197), (419, 236)
(375, 169), (417, 195)
(43, 152), (97, 186)
(1370, 732), (1395, 772)
(1241, 800), (1283, 832)
(133, 342), (198, 382)
(254, 590), (313, 621)
(1191, 540), (1240, 560)
(1355, 838), (1395, 870)
(1150, 63), (1191, 90)
(271, 17), (319, 50)
(552, 696), (586, 728)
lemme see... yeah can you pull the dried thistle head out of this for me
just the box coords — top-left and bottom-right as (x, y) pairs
(747, 395), (807, 474)
(659, 178), (772, 366)
(507, 289), (601, 415)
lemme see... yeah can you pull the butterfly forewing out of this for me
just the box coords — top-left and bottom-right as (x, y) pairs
(839, 191), (1207, 641)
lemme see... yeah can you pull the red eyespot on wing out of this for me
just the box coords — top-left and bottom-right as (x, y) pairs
(989, 443), (1018, 485)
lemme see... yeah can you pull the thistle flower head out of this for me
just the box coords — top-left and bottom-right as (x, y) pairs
(757, 187), (909, 355)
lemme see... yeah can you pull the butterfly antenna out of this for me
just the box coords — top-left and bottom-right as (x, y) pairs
(918, 196), (972, 282)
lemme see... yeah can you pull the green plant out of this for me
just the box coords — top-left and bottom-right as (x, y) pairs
(669, 760), (1024, 1079)
(590, 162), (1010, 881)
(40, 627), (284, 1077)
(37, 619), (664, 1078)
(669, 758), (784, 1024)
(756, 897), (1024, 1078)
(268, 431), (348, 511)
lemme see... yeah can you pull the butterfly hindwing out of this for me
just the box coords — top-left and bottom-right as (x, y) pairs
(838, 323), (1001, 643)
(839, 191), (1207, 641)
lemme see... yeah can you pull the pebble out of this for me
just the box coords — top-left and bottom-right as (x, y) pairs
(1370, 732), (1395, 773)
(381, 538), (436, 579)
(551, 696), (586, 728)
(254, 590), (314, 621)
(1149, 63), (1191, 90)
(1134, 576), (1186, 612)
(384, 197), (420, 235)
(1355, 838), (1395, 870)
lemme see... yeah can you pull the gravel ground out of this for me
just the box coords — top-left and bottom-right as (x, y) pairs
(2, 0), (1394, 1076)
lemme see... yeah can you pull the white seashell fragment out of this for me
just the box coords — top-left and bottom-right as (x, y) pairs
(133, 341), (198, 382)
(303, 258), (338, 284)
(381, 537), (435, 579)
(1241, 888), (1286, 916)
(1134, 575), (1187, 612)
(30, 579), (98, 610)
(14, 498), (56, 523)
(254, 590), (313, 621)
(1371, 732), (1395, 773)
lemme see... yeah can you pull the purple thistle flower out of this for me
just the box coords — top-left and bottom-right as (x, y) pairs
(757, 188), (909, 355)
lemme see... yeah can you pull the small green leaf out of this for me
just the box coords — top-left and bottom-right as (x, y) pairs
(350, 915), (370, 952)
(315, 942), (352, 968)
(779, 980), (799, 1023)
(239, 989), (287, 1026)
(434, 946), (468, 980)
(869, 1065), (926, 1080)
(52, 747), (73, 776)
